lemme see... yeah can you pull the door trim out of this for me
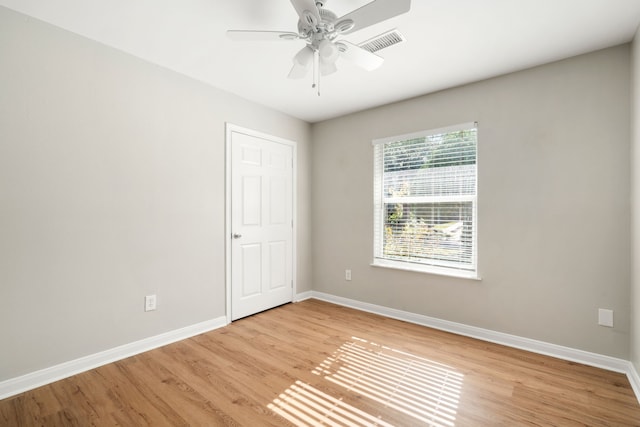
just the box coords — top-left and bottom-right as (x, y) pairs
(225, 123), (297, 323)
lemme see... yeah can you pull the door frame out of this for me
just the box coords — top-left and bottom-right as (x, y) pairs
(225, 123), (297, 324)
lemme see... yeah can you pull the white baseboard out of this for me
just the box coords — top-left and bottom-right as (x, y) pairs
(629, 363), (640, 403)
(310, 291), (640, 403)
(0, 316), (228, 401)
(295, 290), (313, 302)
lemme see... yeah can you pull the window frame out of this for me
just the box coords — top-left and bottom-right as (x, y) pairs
(372, 122), (480, 280)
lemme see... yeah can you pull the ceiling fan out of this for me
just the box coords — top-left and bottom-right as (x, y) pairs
(227, 0), (411, 94)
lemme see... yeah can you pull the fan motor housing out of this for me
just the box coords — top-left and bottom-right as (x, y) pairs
(298, 7), (338, 36)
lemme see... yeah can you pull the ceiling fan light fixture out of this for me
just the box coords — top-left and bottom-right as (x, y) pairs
(293, 46), (314, 66)
(318, 39), (339, 64)
(320, 61), (338, 76)
(289, 46), (314, 79)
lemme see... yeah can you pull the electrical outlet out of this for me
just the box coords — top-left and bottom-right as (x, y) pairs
(345, 269), (352, 281)
(145, 294), (157, 312)
(598, 308), (613, 327)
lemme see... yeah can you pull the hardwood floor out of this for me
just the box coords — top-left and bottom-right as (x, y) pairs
(1, 299), (639, 426)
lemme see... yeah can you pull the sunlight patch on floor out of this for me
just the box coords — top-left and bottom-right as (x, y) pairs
(268, 380), (394, 427)
(269, 336), (463, 426)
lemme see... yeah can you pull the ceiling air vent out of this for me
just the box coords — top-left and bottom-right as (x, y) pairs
(358, 29), (405, 53)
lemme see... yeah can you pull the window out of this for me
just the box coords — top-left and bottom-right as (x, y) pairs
(372, 122), (478, 278)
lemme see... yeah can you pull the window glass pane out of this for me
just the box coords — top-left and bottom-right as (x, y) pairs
(383, 201), (474, 268)
(384, 164), (476, 198)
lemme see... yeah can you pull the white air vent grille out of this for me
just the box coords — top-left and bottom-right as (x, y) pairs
(359, 29), (405, 53)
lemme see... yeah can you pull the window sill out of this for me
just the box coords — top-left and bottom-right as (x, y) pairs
(371, 259), (481, 281)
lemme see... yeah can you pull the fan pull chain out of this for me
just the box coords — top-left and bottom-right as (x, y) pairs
(313, 48), (320, 96)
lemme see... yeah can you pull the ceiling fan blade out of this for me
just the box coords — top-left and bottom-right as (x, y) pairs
(290, 0), (320, 29)
(288, 62), (310, 79)
(337, 0), (411, 35)
(338, 41), (384, 71)
(226, 30), (300, 41)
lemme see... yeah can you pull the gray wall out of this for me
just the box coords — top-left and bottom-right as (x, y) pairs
(632, 26), (640, 374)
(0, 6), (311, 381)
(311, 45), (631, 358)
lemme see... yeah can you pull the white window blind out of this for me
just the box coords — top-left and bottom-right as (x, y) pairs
(373, 122), (478, 277)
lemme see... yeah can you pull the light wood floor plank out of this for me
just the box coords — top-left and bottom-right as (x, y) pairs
(1, 299), (639, 426)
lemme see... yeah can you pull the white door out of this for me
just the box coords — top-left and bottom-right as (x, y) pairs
(229, 128), (294, 321)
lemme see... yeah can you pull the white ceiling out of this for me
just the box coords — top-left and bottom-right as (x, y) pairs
(2, 0), (640, 123)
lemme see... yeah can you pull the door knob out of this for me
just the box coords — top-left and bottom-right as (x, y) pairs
(232, 233), (242, 239)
